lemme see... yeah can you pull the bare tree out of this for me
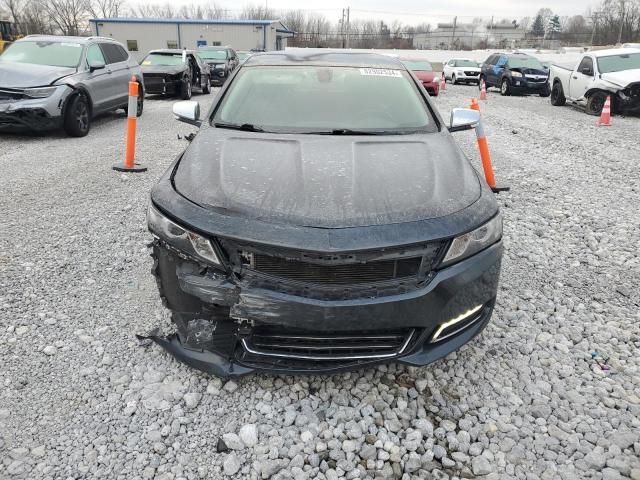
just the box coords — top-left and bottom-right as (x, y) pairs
(240, 4), (275, 21)
(20, 0), (54, 33)
(1, 0), (28, 32)
(43, 0), (89, 35)
(87, 0), (124, 18)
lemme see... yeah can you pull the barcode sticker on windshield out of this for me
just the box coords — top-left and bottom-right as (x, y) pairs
(61, 43), (81, 48)
(359, 68), (402, 78)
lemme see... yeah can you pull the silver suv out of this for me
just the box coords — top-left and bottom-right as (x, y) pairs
(0, 35), (144, 137)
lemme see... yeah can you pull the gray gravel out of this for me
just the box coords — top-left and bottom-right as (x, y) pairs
(1, 84), (640, 479)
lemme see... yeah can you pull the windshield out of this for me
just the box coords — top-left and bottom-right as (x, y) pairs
(142, 53), (185, 66)
(198, 49), (227, 60)
(0, 40), (82, 68)
(403, 61), (433, 71)
(507, 56), (544, 70)
(597, 52), (640, 73)
(454, 59), (479, 67)
(213, 66), (434, 134)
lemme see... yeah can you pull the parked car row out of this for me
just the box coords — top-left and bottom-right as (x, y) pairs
(0, 35), (253, 136)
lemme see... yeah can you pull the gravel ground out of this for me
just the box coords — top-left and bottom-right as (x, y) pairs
(1, 84), (639, 480)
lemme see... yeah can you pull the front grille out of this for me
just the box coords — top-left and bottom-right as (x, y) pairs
(241, 326), (415, 361)
(464, 71), (480, 76)
(250, 254), (422, 285)
(0, 88), (25, 103)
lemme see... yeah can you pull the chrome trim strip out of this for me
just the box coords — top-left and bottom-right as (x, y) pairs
(430, 305), (485, 343)
(241, 329), (415, 361)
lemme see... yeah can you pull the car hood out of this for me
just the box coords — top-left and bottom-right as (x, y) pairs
(0, 62), (76, 88)
(455, 66), (481, 72)
(600, 69), (640, 88)
(414, 71), (436, 82)
(141, 65), (186, 75)
(173, 129), (481, 228)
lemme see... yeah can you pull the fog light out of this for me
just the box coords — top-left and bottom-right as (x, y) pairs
(431, 304), (483, 343)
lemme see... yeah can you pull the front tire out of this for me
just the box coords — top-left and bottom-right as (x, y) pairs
(500, 78), (511, 96)
(180, 79), (192, 100)
(63, 93), (91, 137)
(451, 74), (457, 85)
(550, 82), (565, 105)
(586, 91), (607, 116)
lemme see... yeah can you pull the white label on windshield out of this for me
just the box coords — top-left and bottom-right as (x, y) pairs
(60, 43), (81, 48)
(359, 68), (402, 78)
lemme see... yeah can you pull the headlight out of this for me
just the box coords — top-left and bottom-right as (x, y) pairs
(441, 214), (502, 266)
(147, 204), (222, 266)
(511, 71), (523, 78)
(457, 70), (466, 75)
(23, 86), (58, 98)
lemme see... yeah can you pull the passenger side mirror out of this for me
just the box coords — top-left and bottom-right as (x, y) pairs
(173, 101), (202, 127)
(581, 67), (593, 76)
(88, 59), (105, 72)
(448, 108), (481, 133)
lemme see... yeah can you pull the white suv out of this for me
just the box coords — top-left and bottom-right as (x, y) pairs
(443, 59), (481, 85)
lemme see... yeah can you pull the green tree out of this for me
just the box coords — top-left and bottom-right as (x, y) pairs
(530, 14), (545, 36)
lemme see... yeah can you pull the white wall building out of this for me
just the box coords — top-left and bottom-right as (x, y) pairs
(414, 22), (526, 50)
(89, 18), (294, 60)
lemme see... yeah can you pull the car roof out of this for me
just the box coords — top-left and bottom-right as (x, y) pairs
(590, 47), (640, 57)
(244, 50), (406, 69)
(149, 49), (195, 54)
(198, 46), (232, 50)
(18, 34), (119, 44)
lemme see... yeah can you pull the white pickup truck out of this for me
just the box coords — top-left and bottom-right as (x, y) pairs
(549, 48), (640, 115)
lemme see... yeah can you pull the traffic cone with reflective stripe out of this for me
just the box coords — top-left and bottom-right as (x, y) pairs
(597, 95), (612, 127)
(480, 80), (487, 101)
(113, 77), (147, 172)
(440, 72), (446, 92)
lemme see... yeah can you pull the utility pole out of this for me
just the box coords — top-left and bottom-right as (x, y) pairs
(340, 8), (346, 48)
(590, 11), (601, 46)
(449, 16), (457, 50)
(617, 0), (625, 44)
(345, 7), (350, 49)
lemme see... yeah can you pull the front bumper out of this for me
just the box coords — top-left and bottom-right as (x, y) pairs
(453, 73), (481, 82)
(0, 86), (70, 132)
(510, 79), (548, 92)
(143, 75), (182, 95)
(146, 238), (502, 377)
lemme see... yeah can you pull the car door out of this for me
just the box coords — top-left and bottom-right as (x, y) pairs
(482, 55), (497, 85)
(569, 56), (595, 102)
(444, 60), (455, 80)
(83, 43), (112, 113)
(492, 55), (507, 85)
(100, 42), (132, 109)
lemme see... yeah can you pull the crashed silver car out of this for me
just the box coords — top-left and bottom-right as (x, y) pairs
(0, 35), (144, 136)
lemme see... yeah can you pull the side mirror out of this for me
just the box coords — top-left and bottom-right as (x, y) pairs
(448, 108), (481, 132)
(581, 67), (593, 76)
(88, 59), (105, 72)
(173, 101), (202, 127)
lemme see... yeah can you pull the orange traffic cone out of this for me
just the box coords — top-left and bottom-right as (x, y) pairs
(480, 80), (487, 101)
(470, 98), (480, 111)
(597, 95), (612, 126)
(440, 72), (446, 92)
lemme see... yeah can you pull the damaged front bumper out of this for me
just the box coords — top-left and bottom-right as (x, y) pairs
(144, 236), (502, 378)
(0, 86), (69, 132)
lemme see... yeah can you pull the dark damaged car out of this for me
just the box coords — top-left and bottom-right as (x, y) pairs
(141, 49), (211, 99)
(144, 51), (504, 377)
(0, 35), (144, 136)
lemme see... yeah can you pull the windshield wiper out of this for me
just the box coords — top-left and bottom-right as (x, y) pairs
(306, 128), (383, 135)
(214, 122), (264, 132)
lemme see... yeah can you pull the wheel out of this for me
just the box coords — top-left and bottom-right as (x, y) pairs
(451, 74), (457, 85)
(180, 78), (192, 100)
(478, 76), (485, 90)
(202, 76), (211, 94)
(539, 83), (551, 98)
(500, 78), (511, 96)
(63, 93), (91, 137)
(550, 82), (566, 106)
(586, 91), (607, 116)
(123, 84), (144, 116)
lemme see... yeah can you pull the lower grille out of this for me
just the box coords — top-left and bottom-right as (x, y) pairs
(241, 327), (415, 361)
(0, 88), (25, 102)
(464, 71), (480, 76)
(250, 254), (422, 285)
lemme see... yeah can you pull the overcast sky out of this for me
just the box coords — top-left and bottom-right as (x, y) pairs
(189, 0), (599, 25)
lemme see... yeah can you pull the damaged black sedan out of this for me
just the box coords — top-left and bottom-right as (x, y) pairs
(145, 51), (503, 377)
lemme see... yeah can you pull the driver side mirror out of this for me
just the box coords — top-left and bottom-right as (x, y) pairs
(448, 108), (481, 132)
(581, 67), (593, 76)
(88, 59), (105, 72)
(173, 101), (202, 127)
